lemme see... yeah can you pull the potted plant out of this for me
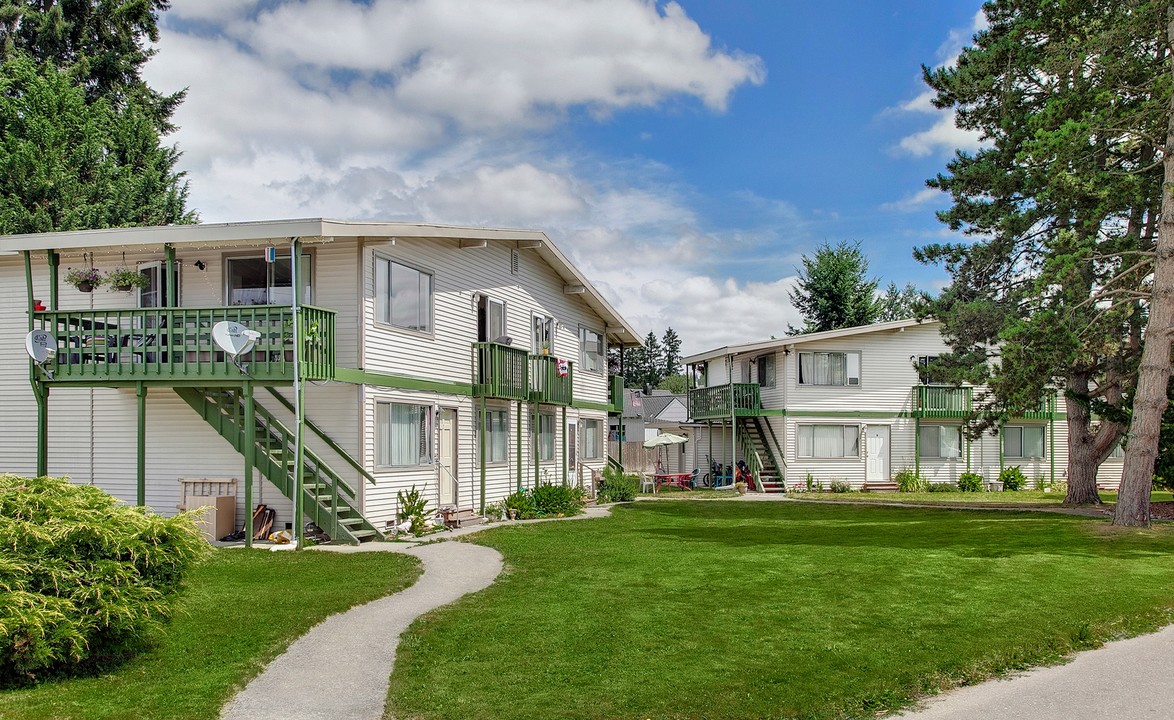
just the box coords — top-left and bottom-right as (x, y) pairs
(104, 266), (149, 292)
(65, 267), (103, 293)
(735, 481), (748, 495)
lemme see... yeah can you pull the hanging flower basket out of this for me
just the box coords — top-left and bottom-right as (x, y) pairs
(65, 267), (103, 293)
(104, 267), (149, 292)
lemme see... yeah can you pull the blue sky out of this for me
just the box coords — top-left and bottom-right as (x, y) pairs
(146, 0), (986, 354)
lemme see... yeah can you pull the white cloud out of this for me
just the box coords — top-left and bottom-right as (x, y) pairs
(881, 187), (945, 213)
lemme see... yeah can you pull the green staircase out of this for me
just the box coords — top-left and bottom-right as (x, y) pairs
(176, 387), (383, 545)
(738, 417), (786, 493)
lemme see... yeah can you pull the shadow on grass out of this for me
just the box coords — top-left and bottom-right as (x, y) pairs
(627, 500), (1169, 560)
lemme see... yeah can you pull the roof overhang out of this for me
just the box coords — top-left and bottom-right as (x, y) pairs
(683, 318), (935, 364)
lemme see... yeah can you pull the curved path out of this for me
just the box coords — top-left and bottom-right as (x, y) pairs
(220, 541), (503, 720)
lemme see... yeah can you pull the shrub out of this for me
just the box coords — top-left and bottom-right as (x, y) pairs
(828, 480), (852, 493)
(957, 473), (985, 493)
(805, 472), (815, 492)
(532, 483), (584, 517)
(894, 467), (926, 493)
(483, 502), (504, 522)
(503, 489), (541, 520)
(0, 474), (208, 683)
(597, 466), (638, 503)
(926, 482), (960, 493)
(396, 485), (430, 535)
(999, 466), (1027, 491)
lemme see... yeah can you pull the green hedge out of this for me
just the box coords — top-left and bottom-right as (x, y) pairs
(0, 474), (209, 684)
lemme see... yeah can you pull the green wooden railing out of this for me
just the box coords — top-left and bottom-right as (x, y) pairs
(530, 355), (574, 405)
(608, 375), (625, 413)
(473, 342), (529, 400)
(913, 385), (972, 418)
(688, 383), (762, 420)
(1016, 395), (1056, 420)
(33, 305), (335, 383)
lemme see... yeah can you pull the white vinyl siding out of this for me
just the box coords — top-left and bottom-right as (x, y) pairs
(1004, 425), (1045, 458)
(920, 424), (962, 459)
(798, 351), (860, 386)
(376, 402), (433, 467)
(798, 424), (860, 458)
(375, 256), (432, 332)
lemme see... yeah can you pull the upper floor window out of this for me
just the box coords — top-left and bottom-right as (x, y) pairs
(478, 296), (506, 342)
(1004, 425), (1045, 458)
(798, 424), (860, 458)
(376, 257), (432, 333)
(533, 314), (553, 354)
(376, 402), (432, 467)
(798, 351), (860, 386)
(917, 355), (939, 385)
(919, 424), (962, 459)
(580, 327), (604, 372)
(227, 254), (311, 306)
(756, 355), (776, 388)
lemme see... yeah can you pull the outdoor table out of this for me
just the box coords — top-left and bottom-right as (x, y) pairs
(654, 473), (693, 491)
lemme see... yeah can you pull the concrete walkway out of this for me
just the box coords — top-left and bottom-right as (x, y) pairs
(894, 624), (1174, 719)
(219, 541), (502, 720)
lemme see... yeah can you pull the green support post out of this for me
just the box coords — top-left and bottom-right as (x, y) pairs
(479, 397), (487, 514)
(25, 251), (48, 477)
(998, 421), (1004, 472)
(291, 238), (305, 548)
(561, 406), (567, 486)
(47, 250), (59, 310)
(243, 381), (255, 549)
(617, 345), (624, 467)
(137, 383), (147, 506)
(914, 416), (921, 480)
(533, 404), (540, 488)
(1049, 406), (1056, 485)
(516, 401), (523, 491)
(164, 244), (177, 307)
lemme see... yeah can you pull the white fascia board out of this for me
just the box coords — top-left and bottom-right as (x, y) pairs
(682, 319), (934, 364)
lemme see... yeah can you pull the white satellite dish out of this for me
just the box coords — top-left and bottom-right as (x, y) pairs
(211, 321), (261, 358)
(25, 329), (56, 364)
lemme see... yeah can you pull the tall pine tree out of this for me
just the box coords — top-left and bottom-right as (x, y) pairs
(787, 241), (879, 334)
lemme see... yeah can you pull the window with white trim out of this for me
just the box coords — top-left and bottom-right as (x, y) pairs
(919, 424), (962, 459)
(756, 355), (776, 388)
(486, 409), (509, 463)
(1004, 425), (1045, 458)
(580, 326), (604, 372)
(375, 257), (432, 332)
(583, 419), (603, 460)
(226, 254), (310, 306)
(798, 351), (860, 386)
(797, 424), (860, 458)
(478, 296), (506, 342)
(538, 413), (556, 462)
(533, 314), (553, 354)
(376, 402), (432, 467)
(917, 355), (939, 385)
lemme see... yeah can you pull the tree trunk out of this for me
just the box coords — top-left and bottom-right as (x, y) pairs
(1064, 372), (1102, 505)
(1115, 7), (1174, 527)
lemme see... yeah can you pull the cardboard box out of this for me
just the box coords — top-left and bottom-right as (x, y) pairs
(187, 496), (236, 542)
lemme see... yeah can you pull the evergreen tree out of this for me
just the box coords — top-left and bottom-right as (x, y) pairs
(875, 282), (921, 322)
(661, 327), (683, 378)
(787, 241), (879, 334)
(916, 0), (1163, 509)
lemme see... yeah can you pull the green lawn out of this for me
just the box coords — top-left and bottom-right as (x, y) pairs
(0, 549), (420, 720)
(388, 501), (1174, 720)
(796, 490), (1173, 506)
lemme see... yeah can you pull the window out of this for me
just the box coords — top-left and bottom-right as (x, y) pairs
(756, 355), (776, 388)
(798, 425), (860, 458)
(580, 327), (604, 372)
(227, 254), (311, 306)
(478, 296), (506, 342)
(583, 419), (603, 460)
(376, 403), (432, 467)
(917, 355), (939, 385)
(487, 409), (509, 463)
(375, 257), (432, 332)
(1004, 425), (1045, 458)
(798, 351), (860, 386)
(137, 261), (180, 309)
(533, 315), (553, 354)
(538, 413), (556, 462)
(920, 424), (962, 459)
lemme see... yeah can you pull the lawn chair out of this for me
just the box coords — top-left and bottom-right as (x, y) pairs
(639, 471), (655, 494)
(688, 468), (699, 489)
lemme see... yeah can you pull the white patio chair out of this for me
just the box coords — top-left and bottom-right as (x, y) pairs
(639, 471), (655, 494)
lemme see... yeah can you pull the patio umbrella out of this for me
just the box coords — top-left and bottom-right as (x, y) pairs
(643, 433), (688, 473)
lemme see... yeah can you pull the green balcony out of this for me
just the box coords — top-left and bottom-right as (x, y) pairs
(609, 374), (625, 413)
(530, 355), (573, 406)
(472, 342), (529, 401)
(913, 385), (972, 418)
(33, 305), (336, 385)
(689, 383), (762, 420)
(1015, 395), (1057, 420)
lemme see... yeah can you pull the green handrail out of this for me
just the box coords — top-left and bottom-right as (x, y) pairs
(914, 386), (972, 418)
(263, 387), (377, 486)
(529, 355), (574, 405)
(472, 342), (529, 400)
(688, 383), (762, 419)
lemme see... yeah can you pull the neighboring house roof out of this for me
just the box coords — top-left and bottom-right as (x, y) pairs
(682, 318), (935, 364)
(0, 218), (642, 347)
(642, 392), (684, 420)
(618, 389), (686, 421)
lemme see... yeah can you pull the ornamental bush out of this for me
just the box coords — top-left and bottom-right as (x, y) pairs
(957, 472), (985, 493)
(596, 466), (638, 503)
(503, 489), (541, 520)
(532, 483), (584, 517)
(999, 466), (1027, 491)
(0, 474), (208, 684)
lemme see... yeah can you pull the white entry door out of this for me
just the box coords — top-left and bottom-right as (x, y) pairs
(438, 409), (457, 505)
(865, 426), (890, 482)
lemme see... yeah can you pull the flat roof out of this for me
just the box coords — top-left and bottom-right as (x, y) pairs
(0, 218), (642, 346)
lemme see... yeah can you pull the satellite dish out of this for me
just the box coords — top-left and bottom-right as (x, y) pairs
(211, 321), (261, 358)
(25, 330), (56, 364)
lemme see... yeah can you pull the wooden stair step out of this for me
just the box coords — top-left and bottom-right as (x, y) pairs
(863, 482), (900, 493)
